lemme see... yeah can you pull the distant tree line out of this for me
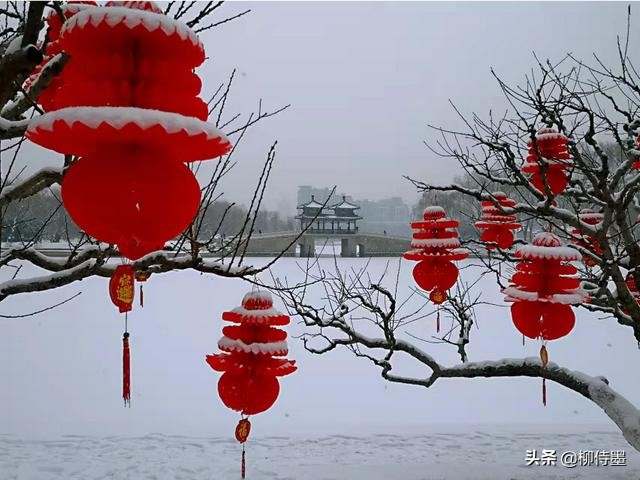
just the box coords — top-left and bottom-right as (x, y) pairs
(1, 189), (294, 244)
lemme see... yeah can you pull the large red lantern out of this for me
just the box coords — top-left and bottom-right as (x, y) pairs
(475, 192), (521, 250)
(206, 291), (296, 479)
(522, 127), (573, 196)
(571, 209), (604, 267)
(26, 2), (231, 260)
(404, 207), (469, 330)
(504, 231), (586, 405)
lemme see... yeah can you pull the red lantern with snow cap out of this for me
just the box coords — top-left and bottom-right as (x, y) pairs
(571, 209), (604, 267)
(475, 192), (521, 250)
(26, 1), (231, 260)
(404, 206), (469, 316)
(504, 232), (586, 405)
(522, 127), (573, 196)
(206, 291), (296, 479)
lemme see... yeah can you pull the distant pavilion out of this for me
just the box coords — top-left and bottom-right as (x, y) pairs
(295, 195), (362, 234)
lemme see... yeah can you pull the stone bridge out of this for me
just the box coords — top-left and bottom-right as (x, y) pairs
(242, 231), (411, 257)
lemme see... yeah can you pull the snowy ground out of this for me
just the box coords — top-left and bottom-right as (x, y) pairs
(2, 256), (640, 478)
(2, 427), (639, 479)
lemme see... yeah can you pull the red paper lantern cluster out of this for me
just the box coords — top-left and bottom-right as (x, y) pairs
(206, 291), (297, 416)
(474, 192), (521, 250)
(522, 127), (573, 196)
(504, 232), (586, 341)
(571, 209), (604, 267)
(26, 2), (231, 260)
(403, 206), (469, 304)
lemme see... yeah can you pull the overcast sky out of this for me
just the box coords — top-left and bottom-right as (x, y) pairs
(18, 1), (633, 214)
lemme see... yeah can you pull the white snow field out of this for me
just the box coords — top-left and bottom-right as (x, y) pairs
(2, 256), (640, 479)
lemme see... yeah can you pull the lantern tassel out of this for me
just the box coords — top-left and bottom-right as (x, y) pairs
(241, 443), (246, 479)
(140, 284), (144, 308)
(540, 344), (548, 407)
(123, 331), (130, 407)
(436, 308), (440, 333)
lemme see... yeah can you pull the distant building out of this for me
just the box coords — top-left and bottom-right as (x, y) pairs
(357, 197), (411, 236)
(295, 186), (411, 236)
(297, 186), (350, 210)
(295, 195), (362, 234)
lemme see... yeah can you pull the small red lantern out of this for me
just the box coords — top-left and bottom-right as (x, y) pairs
(135, 270), (150, 307)
(475, 192), (521, 250)
(624, 273), (640, 313)
(634, 136), (640, 170)
(109, 263), (135, 405)
(504, 232), (586, 405)
(404, 207), (469, 330)
(522, 127), (573, 196)
(206, 291), (296, 479)
(109, 264), (135, 313)
(571, 209), (604, 267)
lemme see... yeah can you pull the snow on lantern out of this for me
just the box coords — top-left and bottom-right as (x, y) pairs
(403, 207), (469, 331)
(474, 192), (521, 250)
(570, 209), (604, 268)
(522, 127), (573, 196)
(26, 2), (231, 260)
(206, 291), (297, 479)
(504, 232), (586, 405)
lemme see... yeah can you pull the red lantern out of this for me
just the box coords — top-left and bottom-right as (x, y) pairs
(522, 127), (573, 196)
(109, 264), (135, 313)
(634, 136), (640, 170)
(403, 206), (468, 306)
(570, 209), (604, 267)
(475, 192), (521, 250)
(135, 270), (150, 307)
(26, 2), (231, 261)
(206, 291), (296, 478)
(504, 232), (586, 405)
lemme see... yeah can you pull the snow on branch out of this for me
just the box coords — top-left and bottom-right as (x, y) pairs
(0, 167), (63, 207)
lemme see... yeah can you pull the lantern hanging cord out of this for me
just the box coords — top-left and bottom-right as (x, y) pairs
(124, 311), (128, 333)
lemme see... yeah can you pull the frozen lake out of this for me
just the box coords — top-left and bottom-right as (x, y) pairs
(2, 256), (640, 478)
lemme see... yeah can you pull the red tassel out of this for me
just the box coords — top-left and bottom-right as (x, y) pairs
(542, 378), (547, 406)
(140, 284), (144, 308)
(241, 444), (246, 479)
(436, 309), (440, 333)
(123, 332), (130, 406)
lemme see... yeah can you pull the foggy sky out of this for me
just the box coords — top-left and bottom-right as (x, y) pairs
(13, 2), (633, 214)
